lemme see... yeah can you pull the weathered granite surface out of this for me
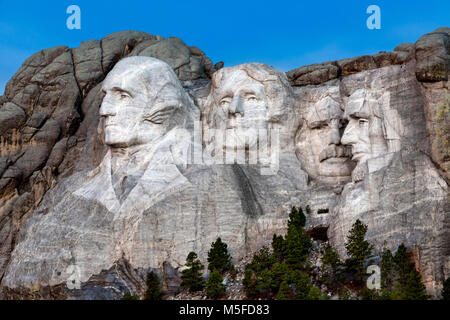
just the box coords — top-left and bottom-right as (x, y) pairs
(0, 28), (448, 299)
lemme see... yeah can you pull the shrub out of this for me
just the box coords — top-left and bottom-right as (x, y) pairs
(121, 292), (140, 300)
(228, 264), (237, 281)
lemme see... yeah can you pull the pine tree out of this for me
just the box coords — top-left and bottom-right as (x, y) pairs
(181, 251), (205, 291)
(306, 286), (322, 300)
(321, 245), (342, 289)
(285, 224), (310, 269)
(288, 206), (306, 231)
(144, 271), (163, 300)
(401, 269), (429, 300)
(380, 248), (395, 294)
(442, 277), (450, 300)
(391, 244), (428, 300)
(246, 246), (276, 273)
(344, 219), (373, 283)
(394, 243), (414, 282)
(271, 234), (286, 262)
(277, 280), (292, 300)
(291, 270), (312, 300)
(271, 261), (290, 291)
(206, 269), (226, 299)
(255, 269), (272, 298)
(207, 237), (231, 272)
(322, 245), (341, 273)
(243, 269), (258, 298)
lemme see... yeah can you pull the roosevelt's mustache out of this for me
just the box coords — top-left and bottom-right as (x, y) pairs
(319, 145), (352, 162)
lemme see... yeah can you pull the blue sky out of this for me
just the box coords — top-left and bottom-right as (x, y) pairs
(0, 0), (448, 94)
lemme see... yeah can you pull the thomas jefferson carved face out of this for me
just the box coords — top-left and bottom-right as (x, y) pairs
(100, 57), (191, 148)
(204, 63), (298, 156)
(295, 96), (354, 184)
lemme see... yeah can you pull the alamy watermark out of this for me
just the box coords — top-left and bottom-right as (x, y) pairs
(366, 265), (381, 290)
(66, 5), (81, 30)
(366, 5), (381, 30)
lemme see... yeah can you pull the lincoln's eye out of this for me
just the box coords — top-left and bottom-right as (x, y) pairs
(247, 96), (257, 102)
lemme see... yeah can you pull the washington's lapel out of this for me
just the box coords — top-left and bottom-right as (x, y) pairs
(73, 150), (121, 213)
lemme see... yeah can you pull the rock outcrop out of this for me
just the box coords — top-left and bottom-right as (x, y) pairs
(0, 28), (448, 299)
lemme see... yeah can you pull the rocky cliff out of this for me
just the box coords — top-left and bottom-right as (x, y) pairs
(0, 28), (448, 299)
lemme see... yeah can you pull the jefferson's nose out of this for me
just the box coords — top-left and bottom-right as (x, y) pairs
(228, 96), (244, 116)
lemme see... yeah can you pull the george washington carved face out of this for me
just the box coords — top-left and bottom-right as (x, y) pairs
(100, 56), (193, 149)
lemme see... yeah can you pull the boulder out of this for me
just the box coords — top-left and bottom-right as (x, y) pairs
(415, 28), (449, 82)
(0, 103), (26, 135)
(287, 61), (339, 86)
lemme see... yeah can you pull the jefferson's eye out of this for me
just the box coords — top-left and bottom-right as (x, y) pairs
(219, 98), (231, 107)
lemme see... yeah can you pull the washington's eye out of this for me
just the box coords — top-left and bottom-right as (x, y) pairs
(358, 119), (368, 125)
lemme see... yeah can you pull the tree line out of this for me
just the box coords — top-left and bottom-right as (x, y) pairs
(122, 206), (448, 300)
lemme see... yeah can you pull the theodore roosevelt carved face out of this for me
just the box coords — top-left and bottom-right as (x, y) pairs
(99, 56), (194, 149)
(295, 95), (354, 184)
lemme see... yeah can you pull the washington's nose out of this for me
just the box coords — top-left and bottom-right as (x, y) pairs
(228, 96), (244, 116)
(99, 98), (116, 117)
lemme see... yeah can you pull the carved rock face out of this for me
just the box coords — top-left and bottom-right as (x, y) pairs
(100, 56), (194, 148)
(295, 93), (354, 184)
(204, 63), (298, 161)
(1, 29), (449, 299)
(341, 88), (403, 181)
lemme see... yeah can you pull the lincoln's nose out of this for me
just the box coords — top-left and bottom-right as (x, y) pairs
(341, 120), (356, 146)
